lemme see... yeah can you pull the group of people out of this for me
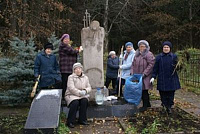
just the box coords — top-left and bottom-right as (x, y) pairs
(105, 40), (181, 113)
(34, 34), (181, 128)
(34, 34), (90, 128)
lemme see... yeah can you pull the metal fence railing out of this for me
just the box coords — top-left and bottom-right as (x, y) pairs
(178, 53), (200, 87)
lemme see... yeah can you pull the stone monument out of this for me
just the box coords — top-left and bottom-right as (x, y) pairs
(81, 12), (105, 99)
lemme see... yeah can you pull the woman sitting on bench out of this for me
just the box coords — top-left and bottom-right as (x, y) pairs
(65, 63), (91, 128)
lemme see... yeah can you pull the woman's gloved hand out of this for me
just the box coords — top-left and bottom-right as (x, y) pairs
(79, 90), (86, 96)
(79, 46), (83, 52)
(150, 78), (155, 84)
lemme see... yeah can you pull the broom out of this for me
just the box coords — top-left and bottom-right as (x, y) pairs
(31, 75), (40, 98)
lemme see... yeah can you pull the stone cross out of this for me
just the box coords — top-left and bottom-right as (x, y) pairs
(85, 10), (89, 27)
(83, 9), (91, 28)
(83, 16), (86, 28)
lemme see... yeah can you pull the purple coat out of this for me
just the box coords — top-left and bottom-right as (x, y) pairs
(131, 49), (155, 90)
(59, 43), (79, 73)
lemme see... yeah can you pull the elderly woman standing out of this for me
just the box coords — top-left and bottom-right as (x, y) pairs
(59, 34), (83, 99)
(131, 40), (155, 112)
(116, 42), (135, 97)
(34, 43), (61, 89)
(105, 51), (119, 90)
(150, 41), (181, 114)
(65, 63), (91, 128)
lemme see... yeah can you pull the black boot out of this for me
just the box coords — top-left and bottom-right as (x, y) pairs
(139, 99), (148, 112)
(147, 101), (151, 108)
(78, 121), (90, 125)
(139, 106), (147, 112)
(166, 107), (172, 114)
(139, 90), (150, 112)
(66, 122), (75, 128)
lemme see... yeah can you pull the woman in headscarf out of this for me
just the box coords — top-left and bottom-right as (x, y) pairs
(131, 40), (155, 112)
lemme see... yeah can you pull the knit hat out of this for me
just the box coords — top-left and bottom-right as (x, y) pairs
(138, 40), (149, 48)
(125, 42), (133, 48)
(44, 43), (53, 50)
(162, 41), (172, 48)
(109, 51), (116, 56)
(61, 34), (70, 41)
(73, 63), (83, 70)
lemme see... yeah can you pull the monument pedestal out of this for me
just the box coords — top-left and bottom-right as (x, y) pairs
(62, 98), (138, 118)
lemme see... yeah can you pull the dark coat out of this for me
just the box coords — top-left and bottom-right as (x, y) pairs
(34, 51), (61, 88)
(106, 56), (119, 79)
(59, 43), (78, 73)
(131, 49), (155, 90)
(152, 52), (181, 91)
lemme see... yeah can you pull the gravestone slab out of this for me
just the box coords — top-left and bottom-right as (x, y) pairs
(24, 89), (62, 134)
(81, 20), (105, 98)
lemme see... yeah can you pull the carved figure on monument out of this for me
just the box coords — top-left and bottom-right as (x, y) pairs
(81, 20), (105, 89)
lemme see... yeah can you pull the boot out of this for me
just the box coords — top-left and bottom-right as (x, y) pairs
(147, 101), (151, 108)
(139, 106), (147, 112)
(139, 99), (148, 112)
(166, 106), (172, 114)
(79, 121), (90, 125)
(66, 122), (75, 128)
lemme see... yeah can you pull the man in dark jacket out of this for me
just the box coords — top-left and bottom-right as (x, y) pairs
(105, 51), (119, 92)
(34, 43), (61, 89)
(151, 41), (181, 114)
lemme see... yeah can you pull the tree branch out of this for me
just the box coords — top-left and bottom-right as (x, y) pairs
(107, 0), (129, 34)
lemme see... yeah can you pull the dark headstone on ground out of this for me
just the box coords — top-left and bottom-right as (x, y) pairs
(62, 98), (138, 118)
(24, 89), (62, 134)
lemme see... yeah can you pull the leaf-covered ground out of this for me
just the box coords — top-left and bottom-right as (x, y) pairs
(69, 118), (124, 134)
(125, 107), (200, 133)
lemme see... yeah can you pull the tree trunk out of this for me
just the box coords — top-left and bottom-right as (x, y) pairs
(10, 0), (17, 36)
(189, 1), (193, 48)
(103, 0), (109, 54)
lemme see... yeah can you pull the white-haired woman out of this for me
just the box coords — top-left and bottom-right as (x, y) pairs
(131, 40), (155, 112)
(105, 51), (119, 91)
(65, 63), (91, 128)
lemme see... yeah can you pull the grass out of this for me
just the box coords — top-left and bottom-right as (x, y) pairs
(180, 80), (200, 95)
(58, 112), (70, 134)
(0, 107), (70, 134)
(0, 114), (27, 133)
(149, 92), (160, 100)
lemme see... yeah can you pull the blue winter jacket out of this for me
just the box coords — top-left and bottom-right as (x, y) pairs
(121, 50), (135, 79)
(34, 51), (61, 88)
(106, 56), (119, 78)
(152, 52), (181, 91)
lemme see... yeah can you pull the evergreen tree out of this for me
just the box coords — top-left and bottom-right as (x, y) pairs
(48, 32), (61, 59)
(0, 36), (37, 106)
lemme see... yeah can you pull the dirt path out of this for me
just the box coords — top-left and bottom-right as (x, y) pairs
(150, 89), (200, 118)
(69, 118), (124, 134)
